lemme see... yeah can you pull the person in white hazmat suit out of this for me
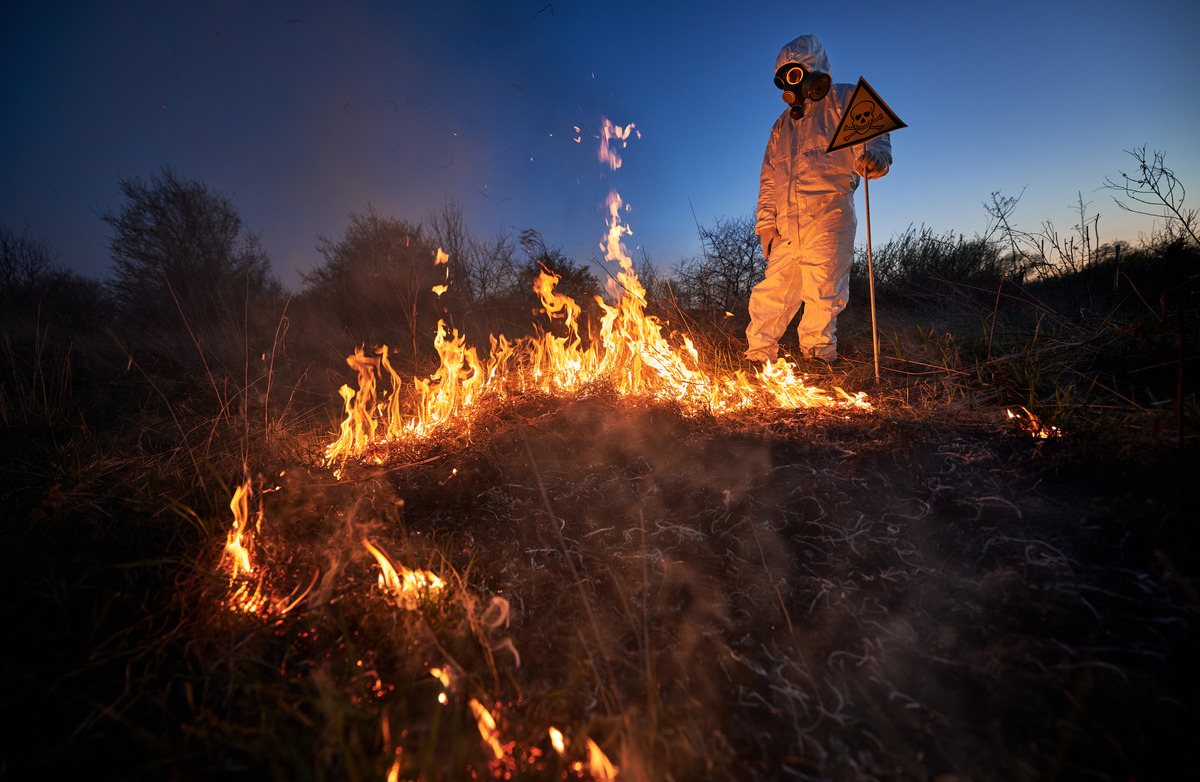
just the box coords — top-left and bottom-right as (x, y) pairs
(745, 34), (892, 364)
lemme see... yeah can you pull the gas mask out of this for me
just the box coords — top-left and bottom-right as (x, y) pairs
(775, 62), (831, 120)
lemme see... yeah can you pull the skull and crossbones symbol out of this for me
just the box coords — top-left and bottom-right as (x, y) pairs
(845, 100), (886, 141)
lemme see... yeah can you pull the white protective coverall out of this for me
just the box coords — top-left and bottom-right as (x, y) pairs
(746, 34), (892, 362)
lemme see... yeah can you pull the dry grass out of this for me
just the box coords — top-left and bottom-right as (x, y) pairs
(127, 381), (1192, 781)
(2, 236), (1197, 780)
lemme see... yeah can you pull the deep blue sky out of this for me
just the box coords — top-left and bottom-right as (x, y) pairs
(3, 0), (1198, 287)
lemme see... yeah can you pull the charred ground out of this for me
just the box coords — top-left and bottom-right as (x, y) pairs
(276, 389), (1195, 780)
(11, 376), (1193, 780)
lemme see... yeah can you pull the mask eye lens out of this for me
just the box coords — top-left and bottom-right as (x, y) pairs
(786, 67), (804, 85)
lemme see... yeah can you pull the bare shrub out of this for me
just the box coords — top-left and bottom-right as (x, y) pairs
(300, 207), (444, 372)
(102, 167), (281, 338)
(670, 214), (764, 322)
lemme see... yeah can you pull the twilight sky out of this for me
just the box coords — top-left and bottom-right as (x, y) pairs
(3, 0), (1198, 288)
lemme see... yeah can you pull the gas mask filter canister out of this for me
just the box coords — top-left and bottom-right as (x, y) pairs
(775, 62), (831, 120)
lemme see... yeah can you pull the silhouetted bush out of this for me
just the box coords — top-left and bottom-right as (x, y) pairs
(1, 223), (112, 334)
(101, 167), (283, 346)
(297, 207), (447, 373)
(669, 215), (765, 322)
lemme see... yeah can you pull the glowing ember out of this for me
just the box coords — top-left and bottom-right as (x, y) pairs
(430, 666), (452, 688)
(433, 247), (451, 297)
(364, 539), (445, 610)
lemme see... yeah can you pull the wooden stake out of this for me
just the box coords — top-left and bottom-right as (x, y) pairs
(864, 170), (880, 383)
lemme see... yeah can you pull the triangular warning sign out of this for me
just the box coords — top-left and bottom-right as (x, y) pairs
(826, 77), (906, 154)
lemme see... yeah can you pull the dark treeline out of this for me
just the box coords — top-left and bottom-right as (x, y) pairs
(2, 153), (1196, 426)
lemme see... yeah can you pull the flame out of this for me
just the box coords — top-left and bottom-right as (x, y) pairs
(364, 539), (445, 610)
(323, 115), (870, 466)
(219, 477), (318, 616)
(382, 713), (402, 782)
(1007, 406), (1061, 438)
(586, 738), (618, 781)
(221, 478), (257, 580)
(549, 727), (566, 755)
(218, 478), (276, 614)
(469, 698), (506, 760)
(598, 118), (636, 170)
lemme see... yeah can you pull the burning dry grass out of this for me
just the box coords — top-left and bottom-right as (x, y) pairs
(3, 251), (1197, 780)
(2, 314), (1197, 780)
(3, 146), (1197, 779)
(182, 384), (1197, 781)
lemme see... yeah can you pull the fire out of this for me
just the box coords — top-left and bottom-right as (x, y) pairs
(549, 726), (566, 755)
(469, 698), (507, 760)
(1007, 406), (1061, 438)
(218, 478), (273, 614)
(218, 116), (874, 768)
(323, 117), (869, 465)
(325, 254), (869, 464)
(585, 737), (618, 781)
(218, 478), (317, 615)
(221, 478), (257, 580)
(363, 539), (445, 610)
(547, 727), (618, 781)
(381, 713), (402, 782)
(598, 118), (637, 170)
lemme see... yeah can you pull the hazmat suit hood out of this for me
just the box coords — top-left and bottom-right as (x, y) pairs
(773, 35), (832, 119)
(773, 34), (831, 81)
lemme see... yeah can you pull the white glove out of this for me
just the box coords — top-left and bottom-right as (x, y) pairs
(855, 149), (890, 180)
(759, 227), (781, 259)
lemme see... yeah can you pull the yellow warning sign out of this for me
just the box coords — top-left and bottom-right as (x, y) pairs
(826, 77), (906, 154)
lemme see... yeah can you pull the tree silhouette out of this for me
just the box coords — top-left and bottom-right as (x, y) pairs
(517, 228), (600, 306)
(1, 222), (108, 332)
(671, 215), (764, 319)
(426, 199), (522, 310)
(102, 167), (277, 333)
(303, 207), (443, 367)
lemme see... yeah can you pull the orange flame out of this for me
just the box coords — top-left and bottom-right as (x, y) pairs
(219, 478), (317, 616)
(219, 479), (280, 615)
(382, 713), (402, 782)
(221, 478), (257, 580)
(586, 737), (618, 781)
(219, 478), (273, 614)
(1007, 406), (1061, 438)
(598, 118), (636, 170)
(549, 727), (566, 755)
(323, 116), (870, 466)
(363, 539), (445, 610)
(469, 698), (507, 760)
